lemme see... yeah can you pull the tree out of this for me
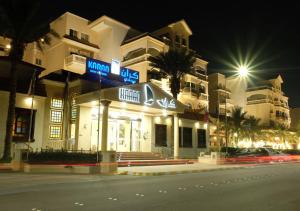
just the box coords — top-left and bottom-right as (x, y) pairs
(149, 47), (196, 99)
(0, 0), (58, 161)
(244, 116), (261, 146)
(229, 106), (247, 146)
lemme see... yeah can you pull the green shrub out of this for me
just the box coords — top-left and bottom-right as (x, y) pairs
(22, 150), (99, 164)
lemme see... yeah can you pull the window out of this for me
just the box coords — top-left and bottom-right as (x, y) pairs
(13, 108), (35, 141)
(50, 110), (63, 123)
(49, 98), (64, 139)
(175, 35), (180, 43)
(179, 127), (193, 148)
(51, 98), (63, 108)
(69, 29), (78, 38)
(155, 124), (167, 147)
(35, 58), (42, 65)
(81, 33), (89, 42)
(49, 125), (62, 139)
(199, 85), (206, 94)
(197, 129), (206, 148)
(182, 38), (187, 46)
(71, 97), (77, 120)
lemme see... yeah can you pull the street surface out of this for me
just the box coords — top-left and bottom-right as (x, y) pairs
(1, 163), (300, 211)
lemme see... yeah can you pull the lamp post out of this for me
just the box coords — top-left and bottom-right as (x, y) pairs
(224, 65), (249, 154)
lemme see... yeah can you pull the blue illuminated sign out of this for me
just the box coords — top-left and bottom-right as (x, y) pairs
(86, 58), (139, 84)
(120, 68), (139, 84)
(86, 58), (110, 77)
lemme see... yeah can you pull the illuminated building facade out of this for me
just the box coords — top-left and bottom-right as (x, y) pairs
(0, 12), (209, 158)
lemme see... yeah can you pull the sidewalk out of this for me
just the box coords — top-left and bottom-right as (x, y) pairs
(118, 163), (246, 176)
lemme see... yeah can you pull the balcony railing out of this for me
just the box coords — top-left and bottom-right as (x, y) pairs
(64, 54), (86, 74)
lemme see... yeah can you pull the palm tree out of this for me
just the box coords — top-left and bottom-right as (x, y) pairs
(229, 106), (247, 146)
(149, 47), (196, 99)
(0, 0), (58, 161)
(244, 116), (261, 146)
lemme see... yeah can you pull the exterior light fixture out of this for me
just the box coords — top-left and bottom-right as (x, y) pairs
(155, 116), (161, 124)
(238, 65), (249, 77)
(25, 97), (33, 106)
(162, 109), (168, 117)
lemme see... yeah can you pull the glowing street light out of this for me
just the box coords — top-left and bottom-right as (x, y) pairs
(238, 65), (249, 77)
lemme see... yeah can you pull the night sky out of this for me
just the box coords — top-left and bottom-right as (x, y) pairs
(38, 1), (299, 107)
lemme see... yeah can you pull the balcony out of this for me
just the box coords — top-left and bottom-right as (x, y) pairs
(123, 54), (148, 66)
(219, 98), (233, 105)
(64, 54), (86, 74)
(199, 93), (208, 101)
(63, 35), (99, 50)
(181, 88), (208, 101)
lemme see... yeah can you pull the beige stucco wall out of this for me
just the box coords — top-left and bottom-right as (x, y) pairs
(0, 91), (46, 157)
(76, 106), (92, 150)
(226, 76), (247, 108)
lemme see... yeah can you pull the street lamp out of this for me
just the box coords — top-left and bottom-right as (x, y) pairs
(224, 64), (249, 155)
(238, 65), (249, 77)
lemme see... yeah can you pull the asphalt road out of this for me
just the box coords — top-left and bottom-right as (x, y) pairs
(1, 163), (300, 211)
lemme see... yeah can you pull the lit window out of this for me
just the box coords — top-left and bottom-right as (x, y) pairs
(49, 125), (62, 139)
(71, 98), (77, 120)
(50, 110), (63, 123)
(51, 98), (63, 108)
(13, 108), (36, 141)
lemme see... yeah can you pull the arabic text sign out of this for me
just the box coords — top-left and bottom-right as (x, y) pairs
(86, 58), (139, 84)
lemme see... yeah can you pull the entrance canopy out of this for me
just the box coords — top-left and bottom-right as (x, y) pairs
(75, 82), (187, 115)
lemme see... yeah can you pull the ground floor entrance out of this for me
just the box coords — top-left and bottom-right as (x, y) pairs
(90, 117), (141, 152)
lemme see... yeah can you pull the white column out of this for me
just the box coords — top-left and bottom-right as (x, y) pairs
(101, 100), (111, 152)
(174, 113), (179, 159)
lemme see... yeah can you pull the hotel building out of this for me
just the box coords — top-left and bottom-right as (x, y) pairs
(208, 72), (291, 129)
(245, 75), (291, 128)
(0, 12), (209, 159)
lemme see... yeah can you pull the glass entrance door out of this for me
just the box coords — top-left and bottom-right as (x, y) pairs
(108, 120), (118, 151)
(130, 120), (141, 152)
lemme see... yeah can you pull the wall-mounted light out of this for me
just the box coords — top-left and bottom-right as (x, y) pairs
(166, 118), (172, 125)
(5, 44), (11, 49)
(179, 119), (182, 126)
(91, 101), (98, 106)
(155, 116), (161, 124)
(162, 109), (168, 117)
(25, 97), (33, 106)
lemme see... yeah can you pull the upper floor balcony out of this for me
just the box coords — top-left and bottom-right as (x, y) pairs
(64, 54), (86, 74)
(219, 98), (233, 105)
(62, 34), (99, 52)
(181, 86), (208, 101)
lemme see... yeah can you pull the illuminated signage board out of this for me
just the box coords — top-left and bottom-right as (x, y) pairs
(111, 59), (120, 75)
(119, 88), (140, 103)
(118, 84), (176, 109)
(86, 58), (139, 84)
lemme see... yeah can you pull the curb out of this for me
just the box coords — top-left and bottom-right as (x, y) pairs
(117, 166), (248, 176)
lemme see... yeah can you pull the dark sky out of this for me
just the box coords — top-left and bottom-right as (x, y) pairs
(40, 0), (299, 107)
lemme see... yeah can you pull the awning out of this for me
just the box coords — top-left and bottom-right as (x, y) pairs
(75, 82), (187, 115)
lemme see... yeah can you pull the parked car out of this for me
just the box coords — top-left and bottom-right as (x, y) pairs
(226, 147), (293, 164)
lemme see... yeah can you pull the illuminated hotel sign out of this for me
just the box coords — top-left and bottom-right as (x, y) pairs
(86, 58), (139, 84)
(157, 98), (176, 109)
(119, 88), (140, 103)
(118, 84), (176, 109)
